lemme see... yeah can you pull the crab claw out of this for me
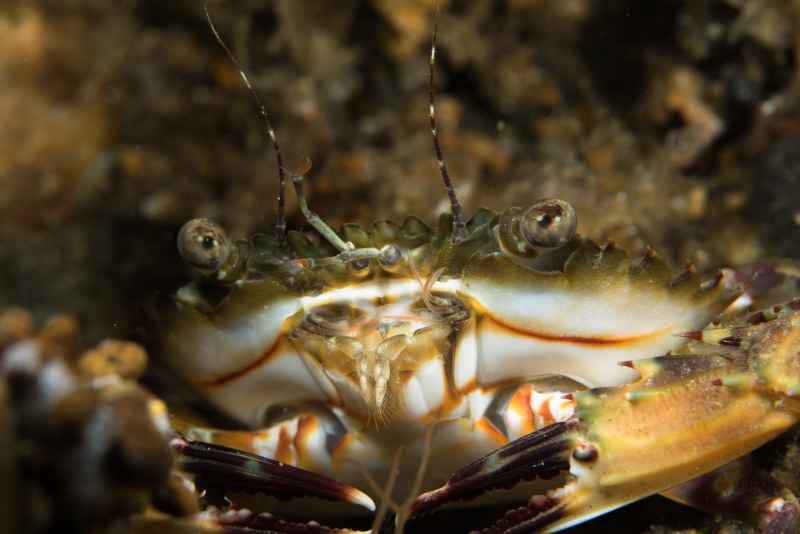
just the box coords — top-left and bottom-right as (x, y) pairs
(411, 419), (594, 532)
(171, 437), (375, 512)
(413, 310), (800, 532)
(412, 420), (577, 517)
(128, 511), (370, 534)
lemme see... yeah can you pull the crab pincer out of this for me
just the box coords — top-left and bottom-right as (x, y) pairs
(412, 308), (800, 533)
(172, 436), (375, 512)
(411, 421), (577, 519)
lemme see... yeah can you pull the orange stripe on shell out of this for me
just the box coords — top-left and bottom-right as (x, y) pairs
(476, 416), (508, 446)
(194, 336), (284, 388)
(507, 384), (536, 436)
(276, 426), (295, 465)
(293, 415), (319, 467)
(484, 314), (670, 347)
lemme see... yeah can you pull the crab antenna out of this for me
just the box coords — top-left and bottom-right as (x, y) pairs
(204, 3), (287, 241)
(429, 4), (467, 243)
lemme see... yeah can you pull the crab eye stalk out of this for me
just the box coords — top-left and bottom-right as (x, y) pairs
(520, 199), (577, 248)
(378, 244), (402, 269)
(497, 199), (578, 260)
(177, 218), (233, 275)
(348, 257), (371, 278)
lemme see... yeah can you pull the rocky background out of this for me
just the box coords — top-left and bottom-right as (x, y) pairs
(1, 0), (800, 532)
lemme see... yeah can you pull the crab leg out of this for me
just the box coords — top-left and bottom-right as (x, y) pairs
(412, 311), (800, 532)
(663, 456), (800, 532)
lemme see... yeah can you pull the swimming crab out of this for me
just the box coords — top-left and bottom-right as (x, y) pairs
(152, 4), (800, 533)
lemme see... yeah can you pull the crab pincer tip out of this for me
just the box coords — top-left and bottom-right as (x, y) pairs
(411, 486), (446, 516)
(348, 487), (376, 512)
(169, 436), (189, 451)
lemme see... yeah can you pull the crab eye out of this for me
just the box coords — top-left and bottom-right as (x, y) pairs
(177, 218), (232, 274)
(520, 199), (577, 248)
(348, 257), (371, 277)
(378, 244), (402, 268)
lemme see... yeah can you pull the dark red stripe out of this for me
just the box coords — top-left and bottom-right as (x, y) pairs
(197, 338), (281, 388)
(486, 315), (665, 346)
